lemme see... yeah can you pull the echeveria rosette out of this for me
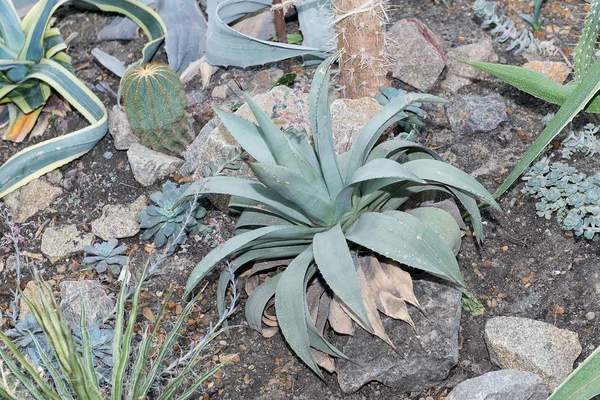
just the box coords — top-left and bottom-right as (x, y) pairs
(137, 181), (207, 249)
(83, 239), (128, 274)
(177, 55), (500, 376)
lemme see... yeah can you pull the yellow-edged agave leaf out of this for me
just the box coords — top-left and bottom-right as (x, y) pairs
(313, 224), (372, 330)
(275, 247), (322, 377)
(346, 212), (464, 286)
(0, 0), (25, 50)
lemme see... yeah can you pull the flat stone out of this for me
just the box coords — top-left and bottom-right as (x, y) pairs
(59, 280), (114, 326)
(446, 369), (548, 400)
(330, 97), (382, 154)
(523, 61), (572, 84)
(387, 18), (446, 91)
(41, 224), (93, 264)
(248, 69), (284, 96)
(108, 105), (140, 150)
(485, 316), (582, 390)
(446, 93), (507, 134)
(442, 39), (499, 93)
(91, 195), (147, 240)
(211, 84), (230, 100)
(335, 279), (462, 393)
(4, 179), (62, 223)
(127, 143), (184, 186)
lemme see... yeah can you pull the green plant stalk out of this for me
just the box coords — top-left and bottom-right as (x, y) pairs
(493, 56), (600, 199)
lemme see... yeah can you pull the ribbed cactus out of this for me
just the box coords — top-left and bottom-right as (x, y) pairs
(121, 63), (194, 154)
(573, 0), (600, 83)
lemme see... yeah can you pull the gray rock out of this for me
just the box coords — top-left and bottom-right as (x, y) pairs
(45, 170), (63, 186)
(59, 280), (114, 326)
(41, 225), (93, 264)
(445, 93), (507, 134)
(446, 369), (548, 400)
(19, 281), (45, 320)
(4, 179), (62, 223)
(108, 105), (140, 150)
(330, 97), (382, 154)
(211, 84), (230, 100)
(387, 18), (446, 91)
(441, 39), (499, 93)
(187, 89), (207, 107)
(180, 118), (221, 177)
(91, 195), (147, 240)
(248, 68), (284, 96)
(485, 316), (582, 390)
(335, 279), (462, 393)
(127, 143), (184, 186)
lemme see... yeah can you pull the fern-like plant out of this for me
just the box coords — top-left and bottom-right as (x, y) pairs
(178, 56), (499, 375)
(121, 63), (194, 155)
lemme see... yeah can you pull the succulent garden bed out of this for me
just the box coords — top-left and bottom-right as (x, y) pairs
(1, 0), (600, 399)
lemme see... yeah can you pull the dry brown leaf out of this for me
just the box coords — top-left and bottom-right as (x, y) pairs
(381, 260), (420, 309)
(306, 279), (326, 324)
(262, 326), (279, 338)
(314, 289), (332, 334)
(142, 306), (156, 322)
(355, 265), (396, 350)
(360, 256), (414, 327)
(328, 297), (354, 335)
(245, 274), (260, 295)
(3, 106), (43, 142)
(251, 258), (294, 276)
(43, 95), (71, 118)
(311, 349), (335, 373)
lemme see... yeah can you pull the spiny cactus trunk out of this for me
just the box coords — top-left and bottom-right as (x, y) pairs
(332, 0), (390, 98)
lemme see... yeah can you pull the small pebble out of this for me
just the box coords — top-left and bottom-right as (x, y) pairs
(586, 312), (596, 321)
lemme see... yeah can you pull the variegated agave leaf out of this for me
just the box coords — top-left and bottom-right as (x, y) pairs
(181, 55), (498, 376)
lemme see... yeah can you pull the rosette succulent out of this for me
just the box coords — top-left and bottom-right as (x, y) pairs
(83, 239), (128, 274)
(178, 56), (499, 375)
(137, 181), (207, 249)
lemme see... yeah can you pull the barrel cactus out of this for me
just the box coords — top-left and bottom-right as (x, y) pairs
(121, 63), (194, 154)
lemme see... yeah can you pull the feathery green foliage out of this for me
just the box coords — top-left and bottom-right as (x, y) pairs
(179, 55), (498, 375)
(0, 265), (230, 399)
(463, 0), (600, 200)
(0, 0), (165, 198)
(121, 63), (194, 155)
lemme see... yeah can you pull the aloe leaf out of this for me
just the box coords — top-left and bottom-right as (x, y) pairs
(346, 212), (464, 286)
(548, 344), (600, 399)
(181, 177), (312, 226)
(367, 138), (442, 162)
(246, 275), (281, 332)
(91, 48), (126, 77)
(450, 187), (483, 242)
(231, 245), (309, 270)
(349, 158), (425, 186)
(212, 107), (276, 164)
(235, 209), (293, 230)
(310, 54), (343, 196)
(287, 129), (321, 174)
(404, 159), (500, 210)
(344, 93), (446, 182)
(185, 225), (301, 298)
(313, 224), (372, 330)
(275, 247), (322, 376)
(0, 0), (25, 50)
(494, 56), (600, 199)
(251, 163), (333, 226)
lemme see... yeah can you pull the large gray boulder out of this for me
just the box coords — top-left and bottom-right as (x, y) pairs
(445, 369), (548, 400)
(335, 279), (462, 393)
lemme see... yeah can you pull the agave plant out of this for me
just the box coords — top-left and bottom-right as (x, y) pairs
(178, 56), (499, 375)
(83, 239), (128, 274)
(0, 0), (165, 198)
(137, 181), (207, 249)
(0, 264), (234, 399)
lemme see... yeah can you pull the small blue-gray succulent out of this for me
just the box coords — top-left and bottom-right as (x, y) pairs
(136, 181), (207, 249)
(83, 239), (128, 274)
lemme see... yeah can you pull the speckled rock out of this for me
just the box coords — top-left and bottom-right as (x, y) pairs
(108, 105), (140, 150)
(4, 179), (62, 223)
(330, 97), (382, 154)
(485, 316), (582, 390)
(127, 143), (184, 186)
(41, 224), (93, 264)
(445, 93), (507, 134)
(445, 369), (548, 400)
(19, 281), (46, 320)
(60, 280), (114, 326)
(442, 39), (499, 93)
(91, 195), (147, 240)
(335, 279), (462, 393)
(387, 18), (446, 91)
(523, 61), (571, 84)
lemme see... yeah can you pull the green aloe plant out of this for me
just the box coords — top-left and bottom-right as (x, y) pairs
(178, 55), (499, 375)
(0, 264), (231, 399)
(0, 0), (166, 198)
(462, 0), (600, 200)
